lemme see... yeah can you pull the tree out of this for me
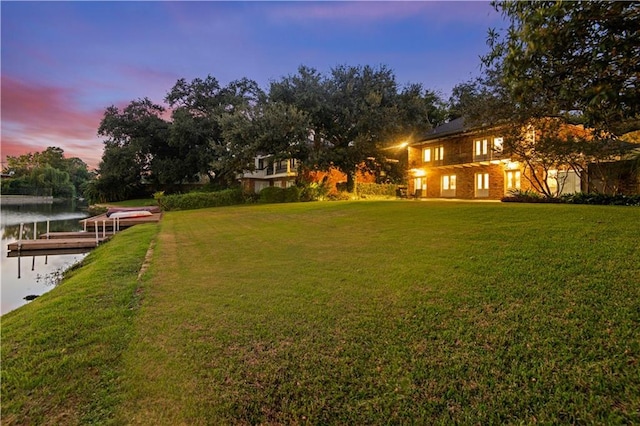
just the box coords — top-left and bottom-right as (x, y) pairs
(270, 65), (437, 191)
(2, 147), (89, 198)
(96, 98), (170, 200)
(221, 101), (311, 169)
(165, 75), (265, 187)
(470, 1), (640, 196)
(484, 1), (640, 133)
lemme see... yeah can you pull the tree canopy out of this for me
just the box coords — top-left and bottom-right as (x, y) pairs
(483, 0), (640, 133)
(90, 64), (445, 200)
(2, 147), (90, 198)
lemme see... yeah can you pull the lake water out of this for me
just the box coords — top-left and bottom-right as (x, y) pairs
(1, 200), (90, 315)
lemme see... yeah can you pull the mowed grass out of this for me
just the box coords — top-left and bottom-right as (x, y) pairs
(117, 201), (639, 424)
(1, 224), (158, 425)
(2, 201), (639, 424)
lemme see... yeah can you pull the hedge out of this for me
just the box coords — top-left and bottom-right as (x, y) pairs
(502, 190), (640, 206)
(158, 189), (246, 211)
(356, 183), (399, 199)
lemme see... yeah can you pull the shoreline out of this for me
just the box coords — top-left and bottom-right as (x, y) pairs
(0, 195), (55, 205)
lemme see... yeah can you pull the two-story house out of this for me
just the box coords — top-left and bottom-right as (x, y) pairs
(407, 117), (582, 200)
(240, 155), (299, 193)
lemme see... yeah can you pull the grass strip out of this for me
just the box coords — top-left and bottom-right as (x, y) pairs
(1, 224), (158, 425)
(116, 201), (640, 424)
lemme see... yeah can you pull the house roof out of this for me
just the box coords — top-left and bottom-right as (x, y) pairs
(416, 116), (497, 144)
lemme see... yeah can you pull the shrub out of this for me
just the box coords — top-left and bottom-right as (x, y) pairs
(257, 186), (300, 204)
(356, 183), (398, 199)
(327, 191), (353, 201)
(299, 182), (330, 202)
(562, 192), (640, 206)
(259, 187), (286, 203)
(283, 186), (300, 203)
(159, 189), (246, 211)
(501, 189), (546, 203)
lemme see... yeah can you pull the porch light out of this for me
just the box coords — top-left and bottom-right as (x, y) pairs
(410, 168), (426, 177)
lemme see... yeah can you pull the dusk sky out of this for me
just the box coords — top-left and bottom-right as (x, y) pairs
(1, 1), (505, 170)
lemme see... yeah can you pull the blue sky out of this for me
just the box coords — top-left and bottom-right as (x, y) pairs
(1, 1), (505, 168)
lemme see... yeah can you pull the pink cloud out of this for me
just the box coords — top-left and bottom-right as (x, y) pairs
(1, 76), (105, 169)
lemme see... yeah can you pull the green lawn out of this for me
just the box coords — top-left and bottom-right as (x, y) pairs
(2, 201), (639, 424)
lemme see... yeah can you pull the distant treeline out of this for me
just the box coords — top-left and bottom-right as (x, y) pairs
(1, 147), (92, 199)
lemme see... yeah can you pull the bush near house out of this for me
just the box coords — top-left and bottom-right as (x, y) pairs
(259, 186), (301, 203)
(503, 190), (640, 206)
(356, 183), (399, 199)
(562, 192), (640, 206)
(158, 188), (246, 211)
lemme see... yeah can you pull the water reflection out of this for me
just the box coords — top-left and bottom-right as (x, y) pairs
(1, 200), (90, 315)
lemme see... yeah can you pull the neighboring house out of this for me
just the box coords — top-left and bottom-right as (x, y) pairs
(240, 155), (377, 194)
(407, 117), (583, 200)
(240, 155), (299, 193)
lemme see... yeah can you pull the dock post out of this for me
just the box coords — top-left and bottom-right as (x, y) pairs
(83, 219), (87, 232)
(47, 220), (50, 239)
(18, 223), (24, 250)
(33, 221), (37, 239)
(102, 220), (106, 238)
(94, 221), (99, 245)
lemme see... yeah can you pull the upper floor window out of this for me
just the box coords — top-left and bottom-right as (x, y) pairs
(474, 137), (504, 160)
(423, 148), (431, 162)
(434, 146), (444, 161)
(475, 139), (488, 157)
(494, 137), (504, 153)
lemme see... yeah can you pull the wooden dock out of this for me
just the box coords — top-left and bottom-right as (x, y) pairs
(7, 247), (94, 258)
(81, 212), (162, 231)
(7, 206), (162, 254)
(41, 231), (110, 239)
(7, 237), (109, 253)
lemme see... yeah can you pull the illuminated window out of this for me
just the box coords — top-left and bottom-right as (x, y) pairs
(434, 146), (444, 161)
(506, 170), (521, 190)
(442, 174), (456, 190)
(441, 174), (456, 197)
(494, 137), (504, 153)
(423, 148), (431, 162)
(475, 172), (489, 197)
(474, 139), (488, 157)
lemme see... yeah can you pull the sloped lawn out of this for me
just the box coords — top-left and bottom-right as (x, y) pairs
(120, 201), (640, 424)
(2, 201), (639, 424)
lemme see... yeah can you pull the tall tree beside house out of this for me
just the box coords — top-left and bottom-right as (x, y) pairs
(93, 98), (171, 201)
(221, 101), (311, 171)
(463, 1), (640, 195)
(485, 0), (639, 133)
(270, 65), (437, 191)
(165, 75), (265, 188)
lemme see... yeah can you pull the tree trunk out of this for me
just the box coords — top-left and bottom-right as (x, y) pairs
(346, 170), (357, 193)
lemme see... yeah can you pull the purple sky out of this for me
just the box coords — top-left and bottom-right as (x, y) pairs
(1, 1), (504, 169)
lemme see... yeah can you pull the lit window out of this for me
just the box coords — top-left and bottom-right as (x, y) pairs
(441, 174), (456, 196)
(423, 148), (431, 162)
(494, 137), (504, 153)
(474, 139), (488, 158)
(475, 172), (489, 197)
(506, 170), (521, 190)
(434, 146), (444, 161)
